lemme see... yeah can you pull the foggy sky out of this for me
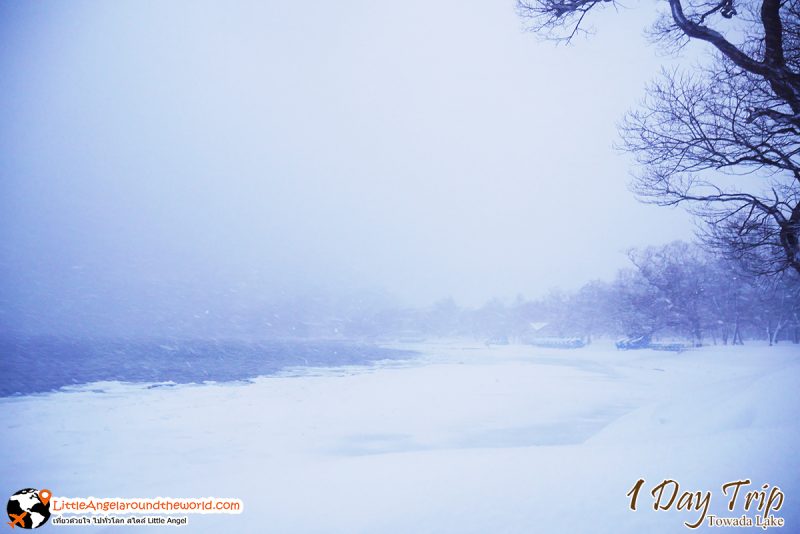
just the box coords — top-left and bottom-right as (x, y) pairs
(0, 1), (697, 336)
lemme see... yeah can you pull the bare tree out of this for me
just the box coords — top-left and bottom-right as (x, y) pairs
(518, 0), (800, 275)
(628, 241), (711, 345)
(609, 267), (668, 338)
(746, 268), (800, 343)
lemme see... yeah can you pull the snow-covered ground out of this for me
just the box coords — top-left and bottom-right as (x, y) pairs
(2, 341), (799, 532)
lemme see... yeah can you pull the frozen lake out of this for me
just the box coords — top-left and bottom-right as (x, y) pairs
(2, 341), (799, 532)
(0, 337), (414, 397)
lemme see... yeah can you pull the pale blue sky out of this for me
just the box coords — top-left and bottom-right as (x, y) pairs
(0, 0), (699, 333)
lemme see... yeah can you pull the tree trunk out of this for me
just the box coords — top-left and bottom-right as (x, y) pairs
(772, 319), (787, 346)
(693, 324), (703, 347)
(732, 316), (743, 345)
(732, 324), (744, 345)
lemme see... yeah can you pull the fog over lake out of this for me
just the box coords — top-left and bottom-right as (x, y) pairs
(0, 1), (695, 337)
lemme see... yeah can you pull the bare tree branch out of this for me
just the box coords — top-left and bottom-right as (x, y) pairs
(518, 0), (800, 274)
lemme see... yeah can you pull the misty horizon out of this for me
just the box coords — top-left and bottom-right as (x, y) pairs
(1, 1), (699, 337)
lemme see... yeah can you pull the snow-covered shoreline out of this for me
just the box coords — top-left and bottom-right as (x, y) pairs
(3, 341), (799, 532)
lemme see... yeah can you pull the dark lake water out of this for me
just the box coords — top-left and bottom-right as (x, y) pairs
(0, 337), (416, 397)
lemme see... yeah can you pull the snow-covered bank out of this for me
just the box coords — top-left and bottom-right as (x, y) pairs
(2, 342), (799, 532)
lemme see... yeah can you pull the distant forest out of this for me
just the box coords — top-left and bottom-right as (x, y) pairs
(253, 241), (800, 347)
(7, 241), (797, 347)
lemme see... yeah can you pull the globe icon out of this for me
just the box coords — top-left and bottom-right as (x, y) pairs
(6, 489), (51, 529)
